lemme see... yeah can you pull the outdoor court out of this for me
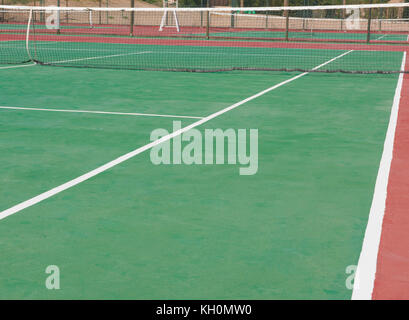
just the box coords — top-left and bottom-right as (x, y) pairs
(1, 5), (409, 300)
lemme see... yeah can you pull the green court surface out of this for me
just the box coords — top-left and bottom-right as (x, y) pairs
(0, 54), (401, 298)
(1, 39), (405, 73)
(204, 30), (409, 42)
(3, 24), (409, 42)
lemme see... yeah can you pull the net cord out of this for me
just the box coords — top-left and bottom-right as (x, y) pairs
(1, 3), (409, 13)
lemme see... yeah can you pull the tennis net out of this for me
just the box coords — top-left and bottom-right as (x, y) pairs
(0, 3), (408, 73)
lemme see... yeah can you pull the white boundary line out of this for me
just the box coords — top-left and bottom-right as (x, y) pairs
(0, 106), (203, 119)
(0, 52), (152, 70)
(0, 50), (151, 69)
(46, 50), (152, 65)
(352, 51), (407, 300)
(375, 34), (387, 41)
(0, 45), (327, 59)
(0, 63), (36, 70)
(0, 50), (352, 221)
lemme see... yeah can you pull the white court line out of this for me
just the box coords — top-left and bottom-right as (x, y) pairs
(44, 50), (152, 65)
(0, 50), (353, 221)
(1, 43), (328, 59)
(0, 45), (327, 59)
(352, 51), (407, 300)
(375, 34), (387, 40)
(0, 63), (36, 70)
(0, 105), (203, 119)
(0, 51), (152, 69)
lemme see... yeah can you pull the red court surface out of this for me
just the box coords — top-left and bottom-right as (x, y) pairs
(372, 57), (409, 300)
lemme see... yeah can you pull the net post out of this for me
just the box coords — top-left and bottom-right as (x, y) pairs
(200, 0), (203, 27)
(366, 2), (373, 43)
(265, 0), (269, 29)
(57, 0), (60, 35)
(99, 0), (102, 24)
(206, 9), (210, 39)
(89, 9), (93, 29)
(285, 10), (289, 41)
(40, 0), (45, 23)
(25, 9), (34, 63)
(165, 0), (168, 26)
(265, 12), (268, 30)
(130, 0), (135, 36)
(206, 0), (210, 40)
(106, 0), (109, 24)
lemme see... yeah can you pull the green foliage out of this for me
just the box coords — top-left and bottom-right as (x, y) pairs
(179, 0), (200, 7)
(144, 0), (162, 5)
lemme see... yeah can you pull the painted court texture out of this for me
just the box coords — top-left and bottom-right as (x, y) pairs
(0, 60), (408, 299)
(1, 5), (409, 299)
(371, 59), (409, 299)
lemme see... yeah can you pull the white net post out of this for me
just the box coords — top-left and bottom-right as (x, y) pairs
(25, 8), (34, 63)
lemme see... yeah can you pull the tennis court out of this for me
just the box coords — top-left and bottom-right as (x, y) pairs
(1, 4), (409, 300)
